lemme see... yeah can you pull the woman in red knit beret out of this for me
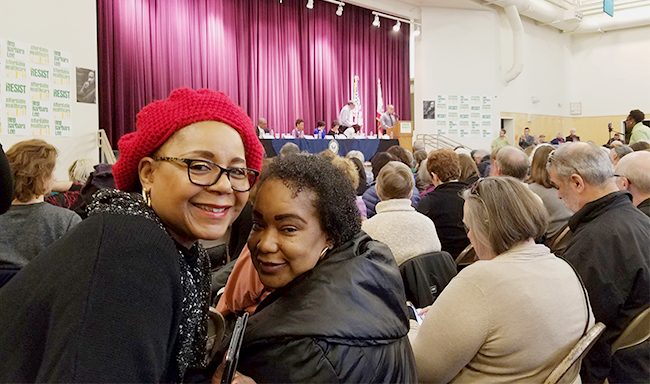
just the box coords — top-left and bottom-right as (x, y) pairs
(0, 88), (264, 383)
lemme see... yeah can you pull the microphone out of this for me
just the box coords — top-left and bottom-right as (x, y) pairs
(393, 113), (400, 118)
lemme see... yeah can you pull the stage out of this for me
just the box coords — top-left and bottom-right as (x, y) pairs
(261, 138), (399, 159)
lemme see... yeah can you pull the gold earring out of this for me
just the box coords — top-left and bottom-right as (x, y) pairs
(142, 188), (152, 207)
(319, 247), (330, 258)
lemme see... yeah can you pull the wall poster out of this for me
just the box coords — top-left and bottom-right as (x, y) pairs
(435, 94), (493, 139)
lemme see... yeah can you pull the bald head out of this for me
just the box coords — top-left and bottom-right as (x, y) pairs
(616, 151), (650, 206)
(495, 146), (529, 181)
(257, 118), (267, 129)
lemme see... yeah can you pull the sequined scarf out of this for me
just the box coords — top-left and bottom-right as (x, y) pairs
(87, 189), (210, 381)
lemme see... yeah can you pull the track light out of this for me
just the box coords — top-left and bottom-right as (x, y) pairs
(413, 25), (421, 36)
(336, 4), (344, 16)
(372, 14), (380, 27)
(306, 0), (314, 9)
(393, 20), (401, 32)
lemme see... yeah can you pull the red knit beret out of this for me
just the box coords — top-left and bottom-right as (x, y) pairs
(113, 88), (264, 192)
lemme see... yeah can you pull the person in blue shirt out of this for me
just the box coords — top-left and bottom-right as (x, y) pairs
(313, 120), (326, 139)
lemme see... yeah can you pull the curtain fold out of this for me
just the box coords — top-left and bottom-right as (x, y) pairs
(98, 0), (410, 146)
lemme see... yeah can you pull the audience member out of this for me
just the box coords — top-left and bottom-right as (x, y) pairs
(332, 156), (367, 219)
(527, 145), (572, 238)
(0, 139), (82, 287)
(630, 140), (650, 151)
(279, 142), (300, 157)
(615, 151), (650, 217)
(627, 109), (649, 144)
(472, 149), (490, 177)
(491, 129), (509, 149)
(518, 127), (534, 149)
(0, 88), (264, 382)
(362, 161), (441, 265)
(338, 100), (356, 129)
(609, 144), (633, 165)
(550, 131), (565, 145)
(313, 120), (326, 138)
(411, 177), (593, 383)
(416, 158), (434, 195)
(318, 149), (336, 160)
(538, 134), (546, 143)
(45, 158), (96, 213)
(566, 127), (580, 142)
(346, 150), (372, 184)
(548, 142), (650, 384)
(256, 118), (269, 138)
(454, 146), (472, 157)
(0, 142), (13, 215)
(327, 120), (341, 136)
(488, 146), (502, 176)
(363, 152), (419, 218)
(416, 149), (470, 258)
(215, 154), (416, 383)
(348, 157), (369, 196)
(413, 139), (425, 152)
(413, 149), (427, 169)
(387, 145), (412, 167)
(494, 145), (529, 181)
(458, 154), (479, 184)
(291, 119), (305, 138)
(523, 144), (536, 158)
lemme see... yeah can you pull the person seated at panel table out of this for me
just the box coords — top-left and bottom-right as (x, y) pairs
(291, 119), (305, 138)
(212, 154), (417, 383)
(566, 127), (580, 142)
(313, 120), (326, 139)
(0, 139), (82, 288)
(343, 124), (361, 139)
(550, 131), (565, 145)
(410, 177), (594, 384)
(327, 120), (341, 136)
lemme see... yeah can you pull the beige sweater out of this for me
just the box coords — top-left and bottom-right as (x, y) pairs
(410, 242), (594, 384)
(361, 199), (441, 265)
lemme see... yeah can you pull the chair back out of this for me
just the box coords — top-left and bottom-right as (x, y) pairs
(611, 306), (650, 353)
(399, 251), (457, 308)
(543, 322), (606, 384)
(455, 243), (478, 271)
(547, 224), (572, 256)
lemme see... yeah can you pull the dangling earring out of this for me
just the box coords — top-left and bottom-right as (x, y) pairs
(319, 247), (330, 259)
(142, 188), (152, 207)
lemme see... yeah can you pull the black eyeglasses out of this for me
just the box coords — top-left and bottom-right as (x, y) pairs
(153, 156), (259, 192)
(613, 174), (631, 185)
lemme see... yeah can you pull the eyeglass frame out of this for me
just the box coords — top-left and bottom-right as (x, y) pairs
(152, 156), (259, 192)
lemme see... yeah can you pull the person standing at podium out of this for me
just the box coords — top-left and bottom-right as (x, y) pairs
(339, 101), (356, 130)
(380, 105), (397, 135)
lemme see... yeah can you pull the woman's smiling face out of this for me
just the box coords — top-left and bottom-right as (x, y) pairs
(248, 178), (331, 289)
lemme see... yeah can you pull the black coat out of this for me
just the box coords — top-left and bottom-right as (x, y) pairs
(238, 232), (417, 383)
(564, 192), (650, 383)
(0, 214), (187, 382)
(416, 181), (471, 258)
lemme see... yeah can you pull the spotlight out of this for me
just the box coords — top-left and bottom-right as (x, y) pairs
(413, 25), (421, 36)
(306, 0), (313, 9)
(336, 4), (344, 16)
(372, 15), (380, 27)
(393, 20), (401, 32)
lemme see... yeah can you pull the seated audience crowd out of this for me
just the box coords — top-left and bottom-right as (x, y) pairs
(0, 98), (649, 384)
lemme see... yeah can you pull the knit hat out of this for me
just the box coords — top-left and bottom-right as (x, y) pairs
(113, 88), (264, 192)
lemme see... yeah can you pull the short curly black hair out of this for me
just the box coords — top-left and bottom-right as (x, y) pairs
(257, 154), (361, 246)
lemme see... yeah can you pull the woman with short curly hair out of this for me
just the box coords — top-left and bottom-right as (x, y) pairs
(218, 154), (417, 383)
(0, 139), (81, 287)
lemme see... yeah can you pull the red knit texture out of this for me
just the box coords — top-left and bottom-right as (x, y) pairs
(113, 88), (264, 192)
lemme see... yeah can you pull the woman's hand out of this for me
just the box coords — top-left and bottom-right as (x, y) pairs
(417, 305), (432, 318)
(212, 361), (257, 384)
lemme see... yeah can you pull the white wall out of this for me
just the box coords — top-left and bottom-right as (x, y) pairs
(0, 0), (99, 180)
(414, 7), (501, 150)
(571, 26), (650, 116)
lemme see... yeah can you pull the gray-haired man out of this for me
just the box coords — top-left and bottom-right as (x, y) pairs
(548, 142), (650, 383)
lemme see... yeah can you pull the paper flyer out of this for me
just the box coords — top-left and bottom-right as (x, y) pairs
(436, 95), (493, 139)
(52, 88), (72, 136)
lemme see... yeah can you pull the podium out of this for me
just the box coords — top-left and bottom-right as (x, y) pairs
(386, 121), (413, 152)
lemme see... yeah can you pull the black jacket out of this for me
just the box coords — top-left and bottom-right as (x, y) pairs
(564, 191), (650, 383)
(399, 251), (457, 308)
(638, 197), (650, 218)
(416, 181), (471, 258)
(0, 214), (187, 382)
(238, 232), (417, 383)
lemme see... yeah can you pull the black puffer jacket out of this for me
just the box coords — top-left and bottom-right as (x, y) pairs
(238, 232), (417, 383)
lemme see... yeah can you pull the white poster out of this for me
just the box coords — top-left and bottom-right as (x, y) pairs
(481, 96), (493, 138)
(52, 88), (72, 136)
(437, 94), (492, 139)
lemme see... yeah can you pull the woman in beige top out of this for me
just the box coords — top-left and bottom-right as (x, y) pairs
(410, 177), (593, 384)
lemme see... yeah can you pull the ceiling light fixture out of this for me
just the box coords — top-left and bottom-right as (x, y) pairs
(336, 4), (344, 16)
(306, 0), (314, 9)
(372, 14), (380, 27)
(393, 20), (401, 32)
(413, 25), (421, 36)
